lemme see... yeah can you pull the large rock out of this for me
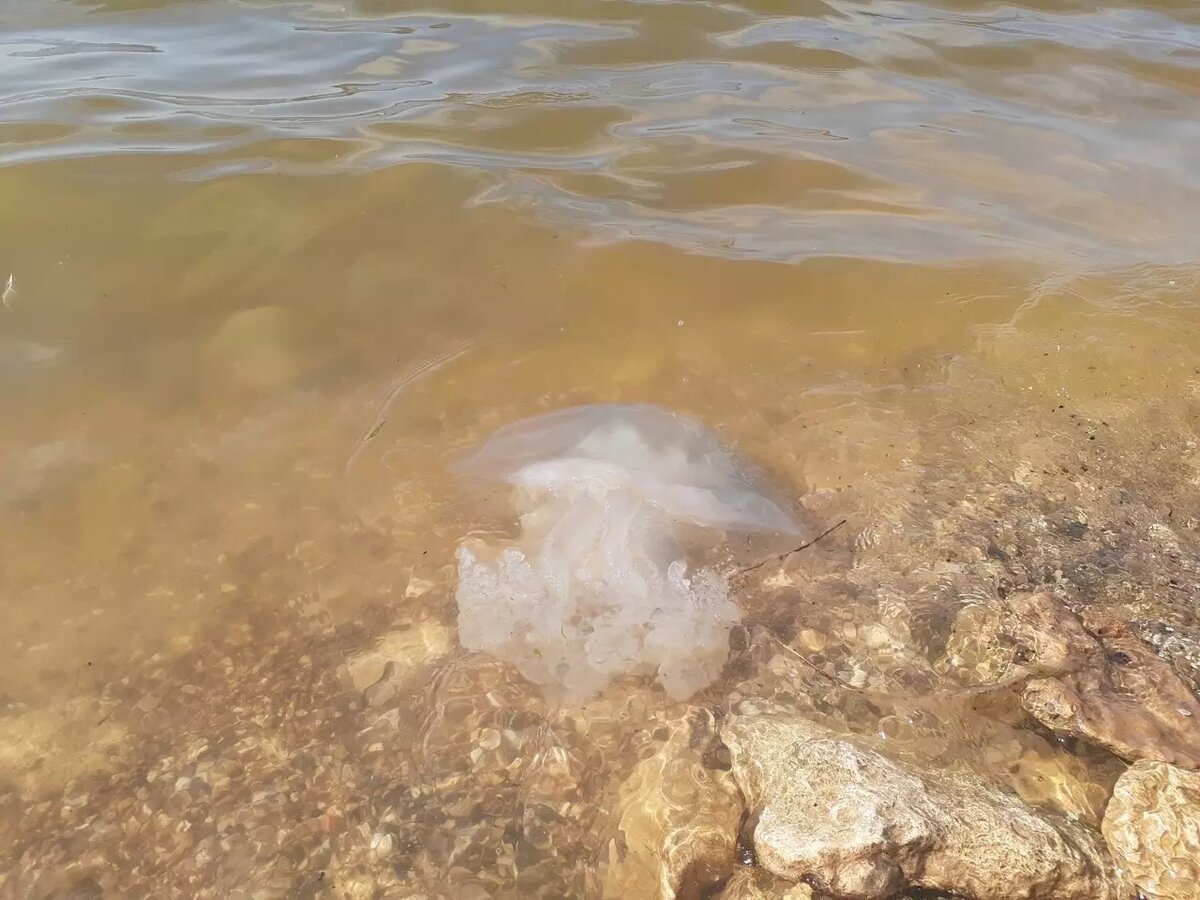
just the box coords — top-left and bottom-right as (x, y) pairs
(719, 867), (814, 900)
(1019, 611), (1200, 769)
(731, 625), (1115, 826)
(602, 709), (743, 900)
(1022, 665), (1200, 770)
(1132, 620), (1200, 696)
(1102, 760), (1200, 900)
(943, 592), (1200, 769)
(725, 715), (1119, 900)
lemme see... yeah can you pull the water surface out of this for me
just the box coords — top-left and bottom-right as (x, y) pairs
(3, 0), (1200, 897)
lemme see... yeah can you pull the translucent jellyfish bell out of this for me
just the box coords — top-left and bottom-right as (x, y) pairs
(453, 404), (800, 701)
(455, 404), (800, 535)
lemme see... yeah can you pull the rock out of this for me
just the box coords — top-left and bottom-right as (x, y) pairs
(1020, 613), (1200, 769)
(1132, 620), (1200, 696)
(344, 621), (452, 706)
(719, 867), (814, 900)
(943, 592), (1200, 769)
(602, 709), (743, 900)
(1022, 669), (1200, 769)
(1004, 591), (1107, 676)
(1102, 760), (1200, 900)
(725, 715), (1119, 900)
(730, 626), (1116, 826)
(942, 591), (1104, 687)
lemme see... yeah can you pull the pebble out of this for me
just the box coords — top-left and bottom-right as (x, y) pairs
(861, 624), (892, 649)
(799, 629), (826, 652)
(370, 832), (394, 860)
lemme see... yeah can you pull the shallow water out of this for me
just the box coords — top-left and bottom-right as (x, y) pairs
(3, 0), (1200, 897)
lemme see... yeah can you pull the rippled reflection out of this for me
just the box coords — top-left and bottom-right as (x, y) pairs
(4, 0), (1200, 262)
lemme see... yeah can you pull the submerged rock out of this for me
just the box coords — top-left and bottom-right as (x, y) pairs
(602, 710), (742, 900)
(942, 591), (1104, 687)
(1132, 620), (1200, 697)
(729, 625), (1117, 826)
(725, 715), (1118, 900)
(719, 867), (814, 900)
(1023, 665), (1200, 770)
(1017, 610), (1200, 770)
(1102, 760), (1200, 900)
(944, 592), (1200, 769)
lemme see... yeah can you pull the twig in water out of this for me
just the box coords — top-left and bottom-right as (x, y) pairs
(343, 340), (476, 528)
(344, 340), (475, 480)
(735, 518), (847, 576)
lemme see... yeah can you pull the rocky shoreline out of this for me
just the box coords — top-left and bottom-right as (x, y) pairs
(608, 603), (1200, 900)
(7, 585), (1196, 900)
(5, 346), (1200, 899)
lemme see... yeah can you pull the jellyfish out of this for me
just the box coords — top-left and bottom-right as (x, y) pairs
(453, 404), (801, 701)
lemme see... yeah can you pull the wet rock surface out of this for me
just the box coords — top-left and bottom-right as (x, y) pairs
(719, 867), (815, 900)
(943, 591), (1200, 769)
(601, 709), (741, 900)
(725, 715), (1119, 900)
(1019, 608), (1200, 770)
(1102, 760), (1200, 900)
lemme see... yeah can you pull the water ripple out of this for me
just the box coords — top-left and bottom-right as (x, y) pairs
(2, 0), (1199, 265)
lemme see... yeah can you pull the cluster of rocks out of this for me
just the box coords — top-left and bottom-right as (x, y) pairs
(608, 596), (1200, 900)
(9, 580), (1194, 900)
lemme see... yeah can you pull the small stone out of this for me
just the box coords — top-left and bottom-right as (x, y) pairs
(405, 577), (436, 598)
(798, 630), (826, 652)
(602, 710), (742, 900)
(363, 677), (398, 709)
(370, 832), (394, 860)
(333, 873), (377, 900)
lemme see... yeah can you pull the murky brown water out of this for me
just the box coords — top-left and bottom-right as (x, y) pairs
(3, 0), (1200, 897)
